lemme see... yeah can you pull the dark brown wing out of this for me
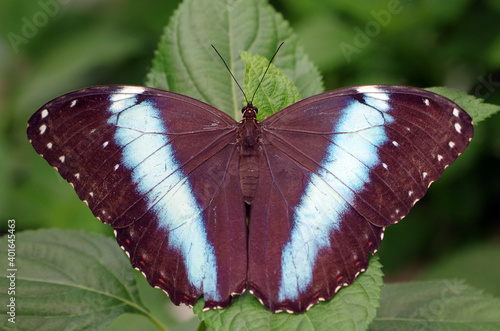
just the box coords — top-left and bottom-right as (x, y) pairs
(27, 86), (247, 309)
(247, 85), (473, 313)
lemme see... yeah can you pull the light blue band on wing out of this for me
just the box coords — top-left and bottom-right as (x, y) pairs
(108, 87), (220, 301)
(278, 89), (393, 301)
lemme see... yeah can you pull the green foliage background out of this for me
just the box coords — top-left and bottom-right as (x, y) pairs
(0, 0), (499, 329)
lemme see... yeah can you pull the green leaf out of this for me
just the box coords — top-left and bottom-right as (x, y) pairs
(426, 87), (500, 123)
(0, 229), (162, 331)
(371, 280), (500, 330)
(241, 51), (301, 120)
(421, 242), (500, 297)
(146, 0), (322, 120)
(195, 255), (383, 331)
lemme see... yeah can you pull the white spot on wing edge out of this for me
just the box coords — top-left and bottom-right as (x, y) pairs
(355, 85), (390, 102)
(110, 86), (146, 102)
(121, 86), (146, 94)
(231, 288), (246, 296)
(41, 109), (49, 119)
(355, 85), (386, 95)
(39, 124), (47, 134)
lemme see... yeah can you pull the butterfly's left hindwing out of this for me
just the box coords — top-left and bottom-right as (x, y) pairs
(27, 86), (247, 309)
(247, 85), (473, 313)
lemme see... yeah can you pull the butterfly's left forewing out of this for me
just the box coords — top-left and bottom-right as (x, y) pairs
(27, 86), (247, 309)
(247, 85), (473, 313)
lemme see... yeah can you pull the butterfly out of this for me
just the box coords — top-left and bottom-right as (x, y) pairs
(27, 80), (473, 313)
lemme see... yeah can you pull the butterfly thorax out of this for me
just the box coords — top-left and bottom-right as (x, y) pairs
(239, 104), (261, 205)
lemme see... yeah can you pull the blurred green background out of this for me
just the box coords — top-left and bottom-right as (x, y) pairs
(1, 0), (499, 327)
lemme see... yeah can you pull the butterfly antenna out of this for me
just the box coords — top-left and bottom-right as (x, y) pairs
(211, 44), (249, 105)
(250, 42), (284, 104)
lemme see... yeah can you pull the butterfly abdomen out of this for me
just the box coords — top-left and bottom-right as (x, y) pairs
(239, 146), (260, 204)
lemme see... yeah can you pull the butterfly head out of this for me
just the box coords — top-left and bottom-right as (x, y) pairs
(242, 103), (258, 119)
